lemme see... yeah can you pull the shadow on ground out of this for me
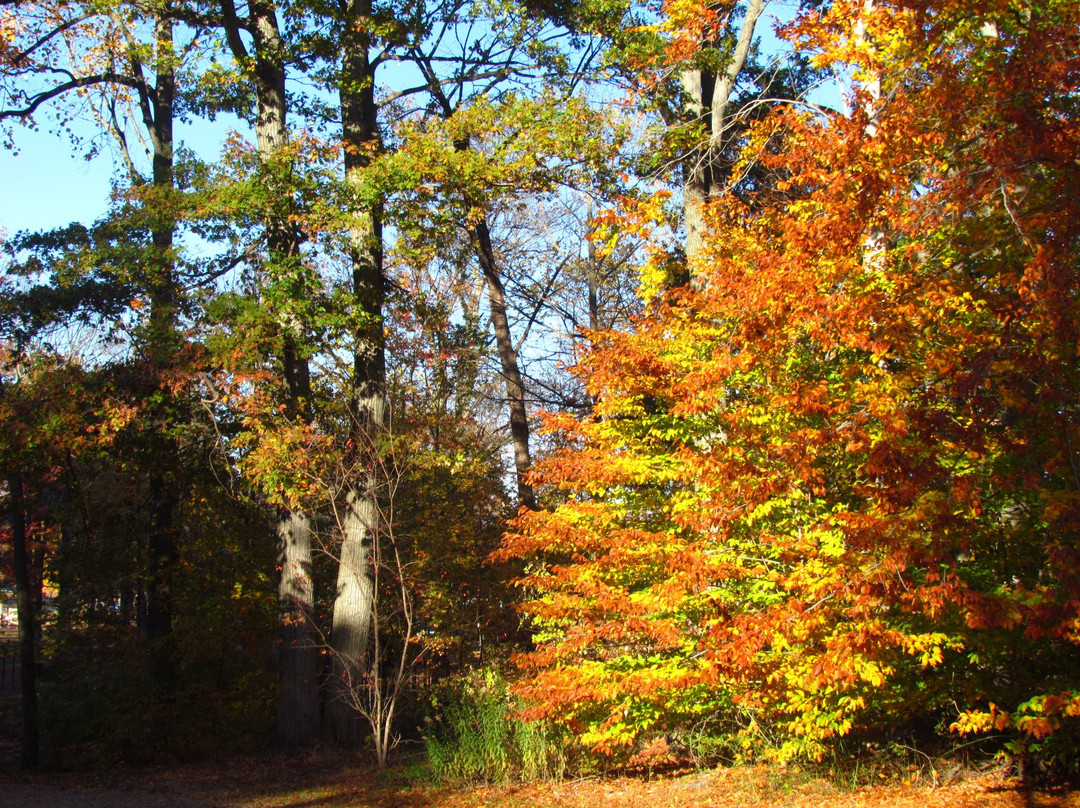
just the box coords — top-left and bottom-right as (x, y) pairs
(0, 752), (442, 808)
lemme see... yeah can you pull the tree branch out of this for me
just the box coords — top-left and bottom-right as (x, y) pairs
(8, 14), (94, 67)
(0, 72), (143, 120)
(219, 0), (250, 62)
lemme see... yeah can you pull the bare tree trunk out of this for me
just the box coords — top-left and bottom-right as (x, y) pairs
(276, 512), (320, 744)
(473, 217), (536, 511)
(586, 209), (601, 333)
(681, 67), (712, 266)
(420, 85), (535, 511)
(8, 473), (38, 770)
(327, 0), (385, 744)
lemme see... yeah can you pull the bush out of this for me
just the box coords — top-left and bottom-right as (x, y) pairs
(423, 668), (569, 784)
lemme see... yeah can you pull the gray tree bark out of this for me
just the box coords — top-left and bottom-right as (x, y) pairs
(275, 511), (320, 744)
(681, 0), (765, 272)
(681, 67), (712, 264)
(222, 0), (322, 747)
(327, 0), (385, 744)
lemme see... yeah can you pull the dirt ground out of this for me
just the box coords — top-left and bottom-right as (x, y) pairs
(2, 753), (1079, 808)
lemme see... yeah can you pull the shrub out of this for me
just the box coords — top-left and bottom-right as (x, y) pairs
(424, 668), (569, 784)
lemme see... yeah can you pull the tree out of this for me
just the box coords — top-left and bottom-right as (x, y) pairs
(2, 0), (196, 685)
(376, 79), (625, 510)
(214, 0), (323, 747)
(311, 0), (628, 740)
(499, 0), (1080, 768)
(173, 0), (630, 749)
(673, 0), (765, 265)
(0, 356), (48, 770)
(1, 0), (300, 762)
(0, 342), (123, 768)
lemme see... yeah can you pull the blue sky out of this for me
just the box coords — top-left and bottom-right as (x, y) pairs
(0, 112), (249, 238)
(0, 130), (115, 236)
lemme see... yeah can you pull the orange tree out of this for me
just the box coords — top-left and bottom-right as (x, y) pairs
(498, 0), (1080, 767)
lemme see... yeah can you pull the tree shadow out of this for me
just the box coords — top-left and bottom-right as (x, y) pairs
(186, 751), (445, 808)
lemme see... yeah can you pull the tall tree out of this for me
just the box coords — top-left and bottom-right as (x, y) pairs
(136, 2), (183, 683)
(1, 0), (189, 682)
(217, 0), (322, 747)
(499, 0), (1080, 767)
(317, 0), (614, 737)
(321, 0), (391, 744)
(676, 0), (765, 265)
(413, 16), (601, 512)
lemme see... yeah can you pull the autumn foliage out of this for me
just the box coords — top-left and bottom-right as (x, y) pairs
(4, 0), (1080, 778)
(500, 0), (1080, 766)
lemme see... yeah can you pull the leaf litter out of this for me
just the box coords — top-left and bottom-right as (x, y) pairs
(3, 754), (1078, 808)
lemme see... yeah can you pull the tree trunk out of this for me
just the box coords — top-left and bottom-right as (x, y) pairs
(586, 209), (601, 333)
(427, 96), (534, 511)
(275, 511), (320, 745)
(223, 0), (322, 746)
(9, 473), (39, 770)
(680, 0), (764, 275)
(473, 217), (536, 511)
(143, 10), (180, 686)
(145, 463), (177, 682)
(681, 66), (712, 266)
(327, 0), (385, 744)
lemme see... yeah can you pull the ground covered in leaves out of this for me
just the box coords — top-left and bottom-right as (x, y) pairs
(2, 752), (1079, 808)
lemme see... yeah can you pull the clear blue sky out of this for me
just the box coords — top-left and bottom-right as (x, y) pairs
(0, 113), (245, 238)
(0, 131), (115, 236)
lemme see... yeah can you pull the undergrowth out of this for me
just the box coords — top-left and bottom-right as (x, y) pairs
(423, 668), (570, 785)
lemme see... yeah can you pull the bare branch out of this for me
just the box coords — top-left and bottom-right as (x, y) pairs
(6, 13), (94, 68)
(0, 72), (143, 120)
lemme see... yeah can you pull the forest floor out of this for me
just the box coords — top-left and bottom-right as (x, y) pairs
(1, 751), (1079, 808)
